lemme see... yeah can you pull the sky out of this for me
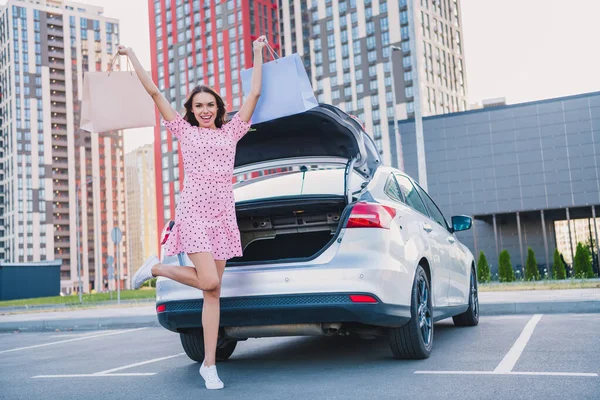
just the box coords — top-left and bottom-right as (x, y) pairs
(460, 0), (600, 106)
(6, 0), (600, 152)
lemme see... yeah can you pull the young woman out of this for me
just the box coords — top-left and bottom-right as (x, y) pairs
(122, 36), (267, 390)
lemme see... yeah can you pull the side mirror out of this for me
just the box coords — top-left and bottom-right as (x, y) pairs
(451, 215), (472, 232)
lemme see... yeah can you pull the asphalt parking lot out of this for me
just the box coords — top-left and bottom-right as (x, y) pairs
(0, 314), (598, 400)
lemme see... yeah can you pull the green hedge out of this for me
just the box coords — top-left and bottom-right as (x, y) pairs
(498, 250), (515, 282)
(524, 247), (540, 281)
(552, 249), (566, 280)
(573, 242), (594, 279)
(477, 251), (491, 283)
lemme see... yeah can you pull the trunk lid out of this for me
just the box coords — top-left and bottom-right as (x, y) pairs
(232, 104), (380, 180)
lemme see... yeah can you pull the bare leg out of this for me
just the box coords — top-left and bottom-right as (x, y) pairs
(202, 259), (226, 367)
(151, 253), (220, 291)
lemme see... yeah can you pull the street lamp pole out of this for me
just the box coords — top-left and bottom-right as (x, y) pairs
(76, 178), (93, 304)
(407, 0), (428, 191)
(390, 45), (404, 171)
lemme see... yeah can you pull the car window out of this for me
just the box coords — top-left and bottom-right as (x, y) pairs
(393, 174), (429, 216)
(413, 182), (450, 231)
(233, 166), (366, 203)
(384, 174), (404, 203)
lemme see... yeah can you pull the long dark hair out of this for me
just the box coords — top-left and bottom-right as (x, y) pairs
(183, 85), (227, 128)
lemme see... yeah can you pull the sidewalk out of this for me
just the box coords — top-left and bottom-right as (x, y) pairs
(0, 289), (598, 332)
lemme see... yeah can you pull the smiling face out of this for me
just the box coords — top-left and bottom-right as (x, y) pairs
(191, 91), (219, 129)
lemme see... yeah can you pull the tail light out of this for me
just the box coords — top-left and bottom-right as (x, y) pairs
(156, 304), (166, 313)
(346, 202), (396, 229)
(349, 294), (378, 303)
(160, 221), (175, 245)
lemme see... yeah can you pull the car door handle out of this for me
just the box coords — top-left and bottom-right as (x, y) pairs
(447, 236), (455, 244)
(423, 223), (433, 233)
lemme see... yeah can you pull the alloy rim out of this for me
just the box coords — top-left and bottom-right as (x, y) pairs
(418, 276), (433, 346)
(471, 272), (479, 318)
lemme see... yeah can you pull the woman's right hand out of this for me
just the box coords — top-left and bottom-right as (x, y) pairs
(117, 44), (132, 56)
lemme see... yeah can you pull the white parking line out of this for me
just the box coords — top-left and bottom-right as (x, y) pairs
(415, 314), (599, 378)
(94, 352), (186, 375)
(32, 352), (186, 379)
(0, 328), (147, 355)
(494, 314), (542, 373)
(415, 371), (598, 377)
(32, 373), (156, 378)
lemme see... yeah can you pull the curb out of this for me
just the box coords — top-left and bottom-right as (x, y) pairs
(0, 315), (161, 332)
(479, 300), (600, 316)
(0, 298), (155, 314)
(1, 301), (598, 333)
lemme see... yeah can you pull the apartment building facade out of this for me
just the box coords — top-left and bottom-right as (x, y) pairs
(0, 0), (127, 293)
(279, 0), (468, 168)
(149, 0), (281, 232)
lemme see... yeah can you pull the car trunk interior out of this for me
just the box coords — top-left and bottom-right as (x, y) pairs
(229, 197), (348, 264)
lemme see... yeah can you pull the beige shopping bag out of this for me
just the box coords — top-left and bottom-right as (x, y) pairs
(80, 55), (156, 133)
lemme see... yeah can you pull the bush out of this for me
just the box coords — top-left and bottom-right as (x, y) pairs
(552, 249), (566, 280)
(524, 247), (540, 281)
(573, 242), (594, 279)
(498, 250), (515, 282)
(477, 251), (491, 283)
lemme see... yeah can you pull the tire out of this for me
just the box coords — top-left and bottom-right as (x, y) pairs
(388, 265), (433, 359)
(452, 267), (479, 327)
(179, 331), (238, 362)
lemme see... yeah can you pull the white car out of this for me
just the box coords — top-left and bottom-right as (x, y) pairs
(155, 104), (479, 362)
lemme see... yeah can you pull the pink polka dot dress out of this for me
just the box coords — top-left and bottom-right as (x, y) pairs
(161, 112), (251, 260)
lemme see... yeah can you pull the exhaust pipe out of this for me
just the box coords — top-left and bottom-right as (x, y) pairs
(224, 323), (342, 339)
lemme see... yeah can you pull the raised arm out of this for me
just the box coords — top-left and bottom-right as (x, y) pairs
(237, 36), (267, 123)
(117, 45), (177, 122)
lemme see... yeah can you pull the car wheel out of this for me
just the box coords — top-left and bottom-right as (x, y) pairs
(452, 267), (479, 327)
(388, 265), (433, 359)
(179, 331), (238, 362)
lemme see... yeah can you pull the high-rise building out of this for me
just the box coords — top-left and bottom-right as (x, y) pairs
(0, 0), (127, 294)
(149, 0), (281, 234)
(125, 144), (158, 276)
(279, 0), (469, 167)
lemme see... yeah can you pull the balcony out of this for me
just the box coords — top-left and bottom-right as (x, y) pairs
(53, 173), (69, 181)
(47, 28), (64, 37)
(54, 218), (70, 225)
(52, 162), (69, 170)
(47, 16), (64, 26)
(49, 72), (66, 81)
(48, 39), (64, 48)
(48, 51), (65, 61)
(53, 138), (68, 146)
(53, 150), (68, 158)
(51, 116), (68, 124)
(54, 195), (70, 203)
(54, 207), (70, 214)
(48, 61), (65, 70)
(50, 83), (66, 91)
(50, 93), (67, 101)
(51, 105), (67, 113)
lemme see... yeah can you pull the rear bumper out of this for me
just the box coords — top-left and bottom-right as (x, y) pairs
(156, 292), (411, 333)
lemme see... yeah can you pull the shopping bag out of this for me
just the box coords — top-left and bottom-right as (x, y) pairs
(241, 48), (318, 124)
(80, 55), (156, 133)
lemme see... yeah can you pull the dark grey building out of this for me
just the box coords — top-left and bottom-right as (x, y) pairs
(396, 91), (600, 276)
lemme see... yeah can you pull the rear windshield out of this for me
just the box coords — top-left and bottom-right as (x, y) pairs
(233, 165), (366, 203)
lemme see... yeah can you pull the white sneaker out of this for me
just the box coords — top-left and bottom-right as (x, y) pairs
(199, 362), (224, 390)
(132, 256), (159, 289)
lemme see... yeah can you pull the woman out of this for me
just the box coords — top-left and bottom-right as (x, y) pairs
(122, 35), (267, 390)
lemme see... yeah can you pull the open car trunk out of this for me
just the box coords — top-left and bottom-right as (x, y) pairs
(229, 196), (348, 264)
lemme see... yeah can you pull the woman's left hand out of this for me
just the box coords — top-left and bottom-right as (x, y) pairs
(253, 35), (267, 52)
